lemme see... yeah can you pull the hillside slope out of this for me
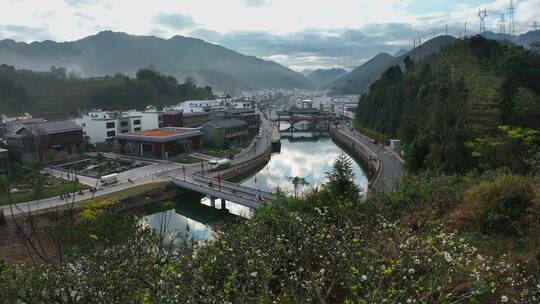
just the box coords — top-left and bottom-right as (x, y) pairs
(331, 36), (457, 94)
(355, 36), (540, 173)
(0, 31), (312, 91)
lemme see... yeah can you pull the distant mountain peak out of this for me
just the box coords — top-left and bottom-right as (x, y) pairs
(393, 49), (408, 57)
(0, 31), (312, 91)
(306, 68), (348, 88)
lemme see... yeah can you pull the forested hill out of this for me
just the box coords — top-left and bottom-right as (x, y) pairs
(0, 31), (312, 91)
(0, 65), (213, 118)
(355, 36), (540, 173)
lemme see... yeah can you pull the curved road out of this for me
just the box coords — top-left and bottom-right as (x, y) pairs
(336, 120), (404, 192)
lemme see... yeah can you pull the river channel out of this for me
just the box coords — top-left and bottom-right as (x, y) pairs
(139, 106), (368, 242)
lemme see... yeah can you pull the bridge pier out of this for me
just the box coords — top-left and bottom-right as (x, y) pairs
(220, 198), (229, 213)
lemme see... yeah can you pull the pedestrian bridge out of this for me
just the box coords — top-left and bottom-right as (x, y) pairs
(172, 174), (276, 210)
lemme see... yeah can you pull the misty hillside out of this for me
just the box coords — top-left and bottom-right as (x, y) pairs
(393, 49), (408, 57)
(306, 68), (348, 87)
(331, 36), (457, 95)
(480, 30), (540, 48)
(0, 31), (312, 91)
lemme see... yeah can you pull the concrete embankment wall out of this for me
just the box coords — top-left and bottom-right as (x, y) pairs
(329, 125), (380, 186)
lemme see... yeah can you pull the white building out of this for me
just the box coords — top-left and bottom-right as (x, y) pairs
(125, 106), (163, 131)
(167, 98), (252, 113)
(312, 95), (333, 111)
(73, 110), (143, 143)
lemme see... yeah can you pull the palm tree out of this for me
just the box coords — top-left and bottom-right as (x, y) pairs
(287, 176), (309, 198)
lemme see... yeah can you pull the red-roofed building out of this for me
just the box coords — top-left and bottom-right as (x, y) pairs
(114, 127), (203, 159)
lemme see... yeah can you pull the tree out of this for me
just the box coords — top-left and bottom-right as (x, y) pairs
(403, 55), (414, 70)
(530, 42), (540, 53)
(287, 176), (309, 198)
(326, 153), (360, 199)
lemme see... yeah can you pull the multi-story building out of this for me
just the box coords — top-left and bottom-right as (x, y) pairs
(162, 110), (184, 128)
(125, 106), (163, 131)
(201, 119), (249, 148)
(6, 120), (83, 162)
(167, 98), (253, 113)
(73, 111), (143, 143)
(0, 114), (47, 139)
(182, 112), (211, 128)
(211, 109), (260, 132)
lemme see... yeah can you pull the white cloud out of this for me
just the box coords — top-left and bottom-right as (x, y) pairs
(0, 0), (538, 69)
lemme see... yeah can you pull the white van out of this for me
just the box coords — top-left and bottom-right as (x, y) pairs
(208, 159), (231, 171)
(100, 173), (118, 186)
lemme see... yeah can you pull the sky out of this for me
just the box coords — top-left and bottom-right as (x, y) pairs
(0, 0), (539, 71)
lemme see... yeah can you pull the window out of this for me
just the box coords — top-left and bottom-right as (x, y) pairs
(106, 130), (116, 137)
(134, 127), (141, 131)
(133, 120), (141, 125)
(106, 122), (115, 129)
(120, 121), (128, 127)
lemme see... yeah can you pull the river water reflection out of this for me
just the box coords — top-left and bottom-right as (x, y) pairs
(140, 107), (368, 241)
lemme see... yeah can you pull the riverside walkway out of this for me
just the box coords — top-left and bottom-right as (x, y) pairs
(331, 120), (404, 192)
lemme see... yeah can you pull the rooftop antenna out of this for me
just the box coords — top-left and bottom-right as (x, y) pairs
(478, 9), (488, 33)
(508, 0), (516, 36)
(498, 13), (507, 35)
(533, 21), (539, 31)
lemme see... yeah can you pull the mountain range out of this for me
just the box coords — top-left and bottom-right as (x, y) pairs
(0, 31), (312, 91)
(305, 68), (348, 87)
(331, 35), (458, 95)
(480, 30), (540, 48)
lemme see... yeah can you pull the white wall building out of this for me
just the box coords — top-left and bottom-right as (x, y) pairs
(73, 111), (142, 143)
(167, 98), (252, 113)
(125, 106), (163, 131)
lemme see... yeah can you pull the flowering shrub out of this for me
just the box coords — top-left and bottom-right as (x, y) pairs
(1, 175), (539, 303)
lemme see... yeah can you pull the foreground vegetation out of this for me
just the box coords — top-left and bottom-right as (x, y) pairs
(1, 155), (539, 303)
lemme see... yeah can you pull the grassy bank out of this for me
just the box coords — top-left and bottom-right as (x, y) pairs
(0, 181), (90, 205)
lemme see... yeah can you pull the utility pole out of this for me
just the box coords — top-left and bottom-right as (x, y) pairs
(533, 21), (539, 31)
(478, 9), (488, 33)
(508, 0), (516, 36)
(445, 24), (448, 36)
(413, 38), (416, 62)
(499, 14), (507, 35)
(418, 38), (422, 60)
(464, 22), (468, 37)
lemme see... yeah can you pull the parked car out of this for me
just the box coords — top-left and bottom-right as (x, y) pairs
(257, 133), (262, 139)
(209, 159), (231, 171)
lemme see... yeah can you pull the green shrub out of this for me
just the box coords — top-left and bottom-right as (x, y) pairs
(464, 174), (535, 235)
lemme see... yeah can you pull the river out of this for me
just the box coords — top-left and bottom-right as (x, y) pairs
(140, 105), (368, 242)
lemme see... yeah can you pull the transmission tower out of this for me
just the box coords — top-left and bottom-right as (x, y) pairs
(498, 14), (507, 35)
(508, 0), (516, 35)
(533, 21), (539, 31)
(478, 9), (488, 33)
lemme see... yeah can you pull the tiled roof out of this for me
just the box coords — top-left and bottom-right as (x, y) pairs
(19, 120), (82, 135)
